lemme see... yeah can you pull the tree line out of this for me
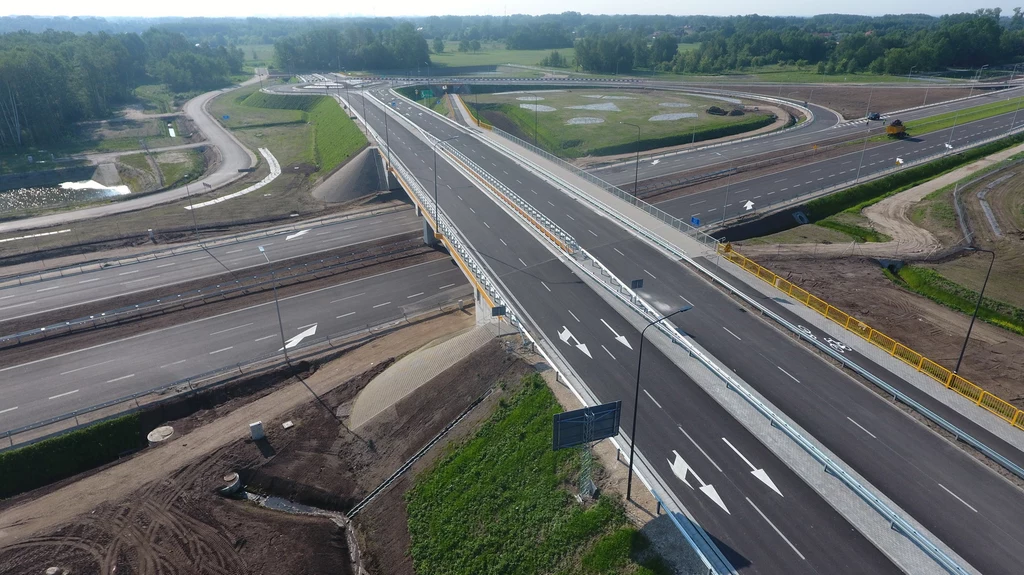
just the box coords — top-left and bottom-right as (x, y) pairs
(273, 23), (429, 72)
(0, 28), (243, 150)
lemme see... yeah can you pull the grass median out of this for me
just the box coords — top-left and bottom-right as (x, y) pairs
(406, 373), (669, 575)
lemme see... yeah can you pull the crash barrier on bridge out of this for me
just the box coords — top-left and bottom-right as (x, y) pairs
(437, 141), (578, 254)
(484, 124), (721, 249)
(1, 297), (470, 452)
(718, 244), (1024, 432)
(0, 239), (425, 349)
(387, 88), (973, 574)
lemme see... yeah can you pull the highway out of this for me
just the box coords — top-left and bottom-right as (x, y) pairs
(344, 89), (902, 573)
(355, 86), (1024, 574)
(0, 257), (470, 433)
(593, 83), (1024, 186)
(0, 77), (259, 235)
(0, 210), (420, 326)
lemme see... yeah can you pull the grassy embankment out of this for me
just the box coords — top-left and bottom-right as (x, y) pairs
(870, 94), (1024, 141)
(448, 88), (776, 158)
(407, 373), (669, 575)
(796, 132), (1024, 242)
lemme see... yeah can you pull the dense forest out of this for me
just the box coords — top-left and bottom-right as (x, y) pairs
(0, 28), (242, 150)
(273, 23), (430, 71)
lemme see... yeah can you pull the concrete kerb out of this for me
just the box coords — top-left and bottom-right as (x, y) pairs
(410, 87), (969, 573)
(720, 258), (1024, 454)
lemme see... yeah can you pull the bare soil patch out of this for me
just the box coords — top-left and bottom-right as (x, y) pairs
(760, 256), (1024, 407)
(0, 309), (480, 574)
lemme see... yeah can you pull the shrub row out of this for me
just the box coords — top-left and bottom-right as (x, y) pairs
(894, 266), (1024, 336)
(0, 414), (142, 499)
(805, 132), (1024, 222)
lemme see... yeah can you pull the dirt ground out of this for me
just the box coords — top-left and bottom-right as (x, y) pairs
(759, 256), (1024, 407)
(0, 309), (479, 574)
(739, 85), (990, 120)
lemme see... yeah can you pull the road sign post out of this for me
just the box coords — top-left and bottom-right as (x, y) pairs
(553, 401), (622, 497)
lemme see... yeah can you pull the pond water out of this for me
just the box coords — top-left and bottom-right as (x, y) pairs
(0, 180), (130, 212)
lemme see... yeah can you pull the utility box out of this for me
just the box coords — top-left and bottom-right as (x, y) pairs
(249, 421), (265, 441)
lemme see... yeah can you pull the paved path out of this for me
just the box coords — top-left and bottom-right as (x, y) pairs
(0, 77), (260, 235)
(349, 324), (496, 429)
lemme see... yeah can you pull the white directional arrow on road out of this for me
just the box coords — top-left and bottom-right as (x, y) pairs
(743, 200), (755, 211)
(600, 319), (633, 349)
(668, 450), (730, 514)
(280, 324), (317, 351)
(896, 157), (904, 165)
(722, 437), (782, 497)
(558, 326), (592, 358)
(651, 159), (660, 165)
(286, 229), (310, 240)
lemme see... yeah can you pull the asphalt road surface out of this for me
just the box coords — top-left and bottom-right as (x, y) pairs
(346, 89), (905, 574)
(0, 210), (420, 327)
(0, 257), (469, 433)
(0, 79), (259, 235)
(356, 87), (1024, 574)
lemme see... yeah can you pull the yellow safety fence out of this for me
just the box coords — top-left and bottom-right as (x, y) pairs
(387, 165), (497, 312)
(718, 243), (1024, 431)
(453, 94), (493, 131)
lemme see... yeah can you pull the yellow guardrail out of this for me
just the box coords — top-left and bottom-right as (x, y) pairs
(453, 94), (493, 130)
(718, 243), (1024, 431)
(387, 165), (497, 311)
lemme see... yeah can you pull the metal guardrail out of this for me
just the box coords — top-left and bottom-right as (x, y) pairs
(1, 298), (469, 450)
(0, 204), (409, 289)
(0, 239), (422, 348)
(720, 245), (1024, 433)
(437, 141), (579, 254)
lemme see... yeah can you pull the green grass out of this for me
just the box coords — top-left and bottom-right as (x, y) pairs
(406, 373), (667, 575)
(894, 95), (1024, 138)
(156, 149), (205, 189)
(306, 96), (367, 173)
(816, 218), (890, 242)
(458, 88), (775, 158)
(890, 266), (1024, 336)
(240, 43), (275, 67)
(134, 84), (201, 114)
(746, 68), (913, 84)
(431, 41), (575, 68)
(210, 84), (307, 129)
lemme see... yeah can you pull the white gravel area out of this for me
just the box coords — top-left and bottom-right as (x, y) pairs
(649, 112), (698, 121)
(567, 102), (621, 112)
(659, 102), (692, 108)
(566, 117), (604, 125)
(519, 103), (557, 112)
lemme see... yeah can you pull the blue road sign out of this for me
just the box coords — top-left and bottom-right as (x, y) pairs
(690, 216), (700, 226)
(552, 401), (622, 450)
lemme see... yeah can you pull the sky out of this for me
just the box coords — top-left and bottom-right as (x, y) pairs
(0, 2), (1012, 19)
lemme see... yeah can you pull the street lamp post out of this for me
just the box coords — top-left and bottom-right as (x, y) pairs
(627, 306), (692, 500)
(620, 122), (641, 197)
(954, 247), (995, 374)
(259, 246), (291, 366)
(184, 175), (199, 239)
(908, 66), (917, 83)
(1011, 95), (1023, 135)
(433, 135), (460, 228)
(383, 99), (392, 167)
(523, 91), (540, 147)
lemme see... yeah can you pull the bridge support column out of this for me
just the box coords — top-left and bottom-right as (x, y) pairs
(475, 287), (490, 325)
(422, 218), (438, 247)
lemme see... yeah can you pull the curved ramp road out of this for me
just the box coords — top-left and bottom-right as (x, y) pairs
(0, 78), (259, 235)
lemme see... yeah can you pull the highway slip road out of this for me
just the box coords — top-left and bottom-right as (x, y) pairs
(0, 258), (470, 434)
(655, 107), (1024, 224)
(0, 210), (420, 326)
(0, 78), (260, 235)
(595, 84), (1024, 186)
(350, 89), (900, 574)
(368, 88), (1024, 575)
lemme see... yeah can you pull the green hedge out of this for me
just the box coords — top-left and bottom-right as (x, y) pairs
(894, 266), (1024, 336)
(805, 132), (1024, 222)
(0, 414), (142, 499)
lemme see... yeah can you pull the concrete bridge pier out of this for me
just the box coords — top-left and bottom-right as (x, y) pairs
(422, 218), (438, 246)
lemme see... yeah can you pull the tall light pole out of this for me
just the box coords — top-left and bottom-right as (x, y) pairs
(184, 174), (199, 239)
(1011, 95), (1023, 135)
(523, 90), (539, 147)
(259, 246), (291, 366)
(907, 66), (917, 83)
(620, 122), (641, 197)
(720, 161), (736, 224)
(433, 135), (460, 228)
(627, 306), (692, 500)
(383, 98), (392, 167)
(954, 247), (995, 374)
